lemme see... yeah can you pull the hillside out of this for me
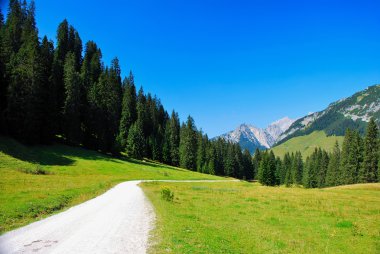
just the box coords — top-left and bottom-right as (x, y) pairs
(278, 84), (380, 144)
(271, 131), (344, 158)
(0, 136), (223, 233)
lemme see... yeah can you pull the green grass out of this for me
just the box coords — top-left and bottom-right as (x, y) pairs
(0, 136), (223, 234)
(271, 131), (344, 158)
(142, 181), (380, 254)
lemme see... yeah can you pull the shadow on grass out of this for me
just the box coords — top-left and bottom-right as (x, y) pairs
(120, 156), (187, 172)
(0, 136), (75, 166)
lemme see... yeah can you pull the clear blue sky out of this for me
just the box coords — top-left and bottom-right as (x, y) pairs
(1, 0), (380, 137)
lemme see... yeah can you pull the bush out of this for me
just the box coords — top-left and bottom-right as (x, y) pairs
(161, 187), (174, 202)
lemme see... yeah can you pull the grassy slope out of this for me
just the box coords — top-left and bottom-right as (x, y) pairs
(0, 136), (223, 233)
(271, 131), (344, 158)
(142, 181), (380, 254)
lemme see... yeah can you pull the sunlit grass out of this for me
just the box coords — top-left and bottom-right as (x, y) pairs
(142, 181), (380, 254)
(271, 131), (344, 158)
(0, 136), (223, 233)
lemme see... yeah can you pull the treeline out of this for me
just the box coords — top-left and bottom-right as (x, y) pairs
(256, 118), (380, 187)
(0, 1), (254, 179)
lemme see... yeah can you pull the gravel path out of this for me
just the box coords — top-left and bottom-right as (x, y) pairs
(0, 179), (238, 254)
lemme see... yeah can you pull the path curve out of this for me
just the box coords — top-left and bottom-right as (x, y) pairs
(0, 179), (238, 254)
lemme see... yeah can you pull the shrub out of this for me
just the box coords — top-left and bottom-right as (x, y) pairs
(161, 187), (174, 202)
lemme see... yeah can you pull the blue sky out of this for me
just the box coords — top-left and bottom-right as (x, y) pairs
(1, 0), (380, 137)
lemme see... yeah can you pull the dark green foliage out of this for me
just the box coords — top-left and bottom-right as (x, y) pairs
(258, 151), (277, 186)
(299, 126), (378, 188)
(252, 148), (262, 179)
(360, 118), (379, 182)
(282, 153), (292, 185)
(117, 72), (137, 150)
(169, 111), (180, 166)
(340, 130), (362, 185)
(179, 116), (197, 170)
(87, 60), (122, 154)
(5, 0), (46, 144)
(126, 121), (145, 159)
(63, 52), (82, 144)
(325, 141), (341, 186)
(293, 152), (303, 185)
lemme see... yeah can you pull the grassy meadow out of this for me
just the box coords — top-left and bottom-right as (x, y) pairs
(0, 136), (223, 233)
(271, 131), (344, 158)
(142, 181), (380, 254)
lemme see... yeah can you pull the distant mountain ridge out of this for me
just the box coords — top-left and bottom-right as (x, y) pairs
(277, 84), (380, 145)
(216, 117), (295, 153)
(216, 84), (380, 153)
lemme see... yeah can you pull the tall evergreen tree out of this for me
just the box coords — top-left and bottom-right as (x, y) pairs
(38, 36), (55, 143)
(242, 149), (254, 180)
(6, 0), (45, 143)
(252, 148), (262, 179)
(117, 72), (137, 150)
(126, 121), (145, 159)
(169, 111), (181, 166)
(196, 131), (207, 173)
(360, 118), (379, 182)
(293, 152), (303, 185)
(63, 52), (82, 144)
(179, 116), (197, 170)
(80, 41), (102, 148)
(259, 151), (277, 186)
(325, 141), (341, 186)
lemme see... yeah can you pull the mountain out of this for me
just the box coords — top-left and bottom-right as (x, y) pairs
(277, 84), (380, 145)
(217, 117), (295, 153)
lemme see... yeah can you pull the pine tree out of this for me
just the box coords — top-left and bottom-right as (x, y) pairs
(252, 148), (262, 179)
(258, 151), (277, 186)
(340, 129), (356, 184)
(360, 118), (379, 182)
(117, 72), (137, 150)
(325, 141), (341, 186)
(293, 152), (303, 185)
(6, 0), (45, 143)
(179, 116), (197, 170)
(126, 121), (145, 159)
(242, 149), (254, 180)
(38, 36), (55, 143)
(0, 7), (6, 131)
(274, 156), (282, 185)
(80, 41), (102, 148)
(283, 153), (292, 185)
(169, 111), (181, 166)
(51, 19), (70, 132)
(63, 52), (82, 144)
(317, 149), (329, 187)
(196, 131), (207, 172)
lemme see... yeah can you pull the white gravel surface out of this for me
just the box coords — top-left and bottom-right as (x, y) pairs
(0, 179), (238, 254)
(0, 181), (154, 254)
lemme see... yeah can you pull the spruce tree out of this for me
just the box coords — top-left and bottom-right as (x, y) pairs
(283, 153), (292, 185)
(6, 0), (45, 143)
(169, 111), (180, 166)
(242, 149), (254, 180)
(126, 121), (145, 159)
(179, 116), (197, 170)
(196, 131), (207, 173)
(293, 152), (304, 185)
(252, 148), (262, 179)
(325, 141), (341, 186)
(360, 118), (379, 182)
(63, 52), (82, 144)
(80, 41), (102, 148)
(117, 72), (137, 150)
